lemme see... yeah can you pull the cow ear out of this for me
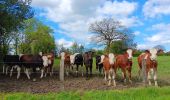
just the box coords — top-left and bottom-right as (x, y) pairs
(145, 50), (150, 53)
(157, 49), (163, 55)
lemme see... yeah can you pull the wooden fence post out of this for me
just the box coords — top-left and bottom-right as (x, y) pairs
(142, 58), (147, 86)
(60, 52), (65, 81)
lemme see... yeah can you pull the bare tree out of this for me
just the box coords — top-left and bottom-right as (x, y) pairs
(89, 18), (130, 53)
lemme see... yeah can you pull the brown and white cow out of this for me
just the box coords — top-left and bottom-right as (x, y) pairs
(114, 49), (133, 83)
(20, 53), (49, 80)
(60, 52), (72, 76)
(100, 53), (116, 86)
(64, 52), (71, 76)
(138, 48), (160, 86)
(44, 52), (55, 77)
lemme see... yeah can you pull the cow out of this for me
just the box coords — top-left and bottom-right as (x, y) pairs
(83, 51), (93, 78)
(114, 49), (133, 83)
(44, 52), (55, 77)
(70, 53), (84, 76)
(3, 55), (21, 79)
(100, 53), (116, 86)
(19, 53), (49, 80)
(96, 55), (103, 74)
(64, 52), (71, 76)
(138, 48), (160, 86)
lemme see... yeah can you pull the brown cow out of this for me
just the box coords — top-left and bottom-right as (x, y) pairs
(115, 49), (133, 83)
(100, 53), (116, 86)
(138, 48), (160, 86)
(64, 52), (71, 76)
(44, 52), (55, 77)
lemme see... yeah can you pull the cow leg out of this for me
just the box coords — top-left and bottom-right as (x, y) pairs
(44, 67), (47, 77)
(81, 64), (84, 77)
(6, 66), (9, 75)
(40, 69), (44, 78)
(154, 69), (158, 86)
(112, 68), (116, 87)
(10, 66), (14, 77)
(127, 67), (132, 83)
(3, 65), (5, 74)
(90, 64), (92, 77)
(32, 68), (37, 81)
(50, 66), (53, 76)
(76, 64), (78, 77)
(108, 69), (112, 86)
(147, 69), (152, 86)
(25, 68), (30, 79)
(104, 70), (107, 81)
(17, 67), (21, 79)
(86, 66), (89, 78)
(66, 65), (70, 76)
(121, 68), (127, 83)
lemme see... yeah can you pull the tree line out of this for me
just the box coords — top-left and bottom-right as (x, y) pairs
(0, 0), (55, 67)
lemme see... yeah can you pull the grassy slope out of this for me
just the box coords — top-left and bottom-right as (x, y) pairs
(1, 56), (170, 100)
(54, 56), (170, 80)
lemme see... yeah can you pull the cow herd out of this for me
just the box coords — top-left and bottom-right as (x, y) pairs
(2, 52), (54, 81)
(1, 48), (160, 86)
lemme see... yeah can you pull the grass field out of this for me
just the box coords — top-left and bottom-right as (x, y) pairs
(1, 87), (170, 100)
(1, 56), (170, 100)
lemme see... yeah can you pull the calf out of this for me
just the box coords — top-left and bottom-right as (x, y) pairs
(64, 52), (71, 76)
(138, 48), (160, 86)
(100, 53), (116, 86)
(115, 49), (133, 83)
(70, 53), (84, 76)
(20, 54), (48, 80)
(3, 55), (21, 79)
(96, 55), (103, 74)
(83, 51), (93, 78)
(44, 52), (55, 77)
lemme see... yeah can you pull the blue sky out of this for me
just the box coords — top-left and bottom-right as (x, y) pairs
(31, 0), (170, 51)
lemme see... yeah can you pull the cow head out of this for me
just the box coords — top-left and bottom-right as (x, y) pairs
(42, 56), (49, 67)
(109, 53), (115, 64)
(126, 49), (133, 60)
(149, 48), (158, 61)
(70, 55), (75, 64)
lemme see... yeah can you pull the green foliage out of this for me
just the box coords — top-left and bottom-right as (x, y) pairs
(110, 41), (126, 54)
(0, 0), (34, 63)
(18, 18), (55, 54)
(70, 42), (84, 54)
(0, 0), (34, 34)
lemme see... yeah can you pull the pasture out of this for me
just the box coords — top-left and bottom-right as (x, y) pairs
(0, 56), (170, 100)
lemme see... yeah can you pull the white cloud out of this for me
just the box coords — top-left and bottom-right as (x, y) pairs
(133, 31), (140, 36)
(138, 23), (170, 50)
(32, 0), (140, 45)
(56, 38), (73, 48)
(97, 0), (137, 17)
(143, 0), (170, 18)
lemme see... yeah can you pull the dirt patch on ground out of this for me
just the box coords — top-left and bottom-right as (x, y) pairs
(0, 71), (169, 93)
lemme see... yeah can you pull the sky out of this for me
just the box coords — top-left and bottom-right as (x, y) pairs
(31, 0), (170, 51)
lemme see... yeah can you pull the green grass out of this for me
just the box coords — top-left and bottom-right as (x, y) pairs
(1, 87), (170, 100)
(54, 56), (170, 79)
(1, 56), (170, 100)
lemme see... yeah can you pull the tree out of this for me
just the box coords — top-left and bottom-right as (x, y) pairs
(154, 45), (165, 51)
(89, 18), (134, 53)
(18, 18), (55, 54)
(70, 42), (84, 54)
(0, 0), (33, 57)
